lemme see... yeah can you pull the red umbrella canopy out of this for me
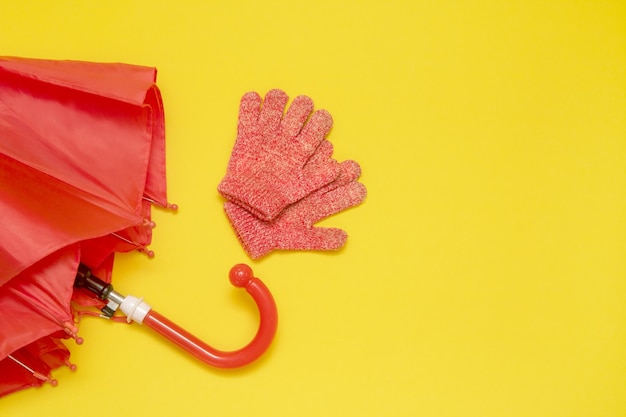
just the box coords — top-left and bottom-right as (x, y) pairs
(0, 245), (78, 395)
(0, 57), (171, 396)
(0, 56), (169, 283)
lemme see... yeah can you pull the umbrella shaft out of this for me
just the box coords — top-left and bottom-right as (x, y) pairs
(106, 290), (125, 305)
(74, 264), (125, 317)
(75, 265), (113, 300)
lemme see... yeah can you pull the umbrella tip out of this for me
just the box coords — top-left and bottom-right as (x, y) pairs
(110, 233), (156, 258)
(143, 196), (178, 212)
(62, 322), (84, 345)
(32, 371), (58, 387)
(142, 219), (157, 229)
(140, 248), (156, 258)
(65, 360), (78, 372)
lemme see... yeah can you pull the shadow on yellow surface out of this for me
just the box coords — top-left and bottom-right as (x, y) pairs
(1, 1), (625, 416)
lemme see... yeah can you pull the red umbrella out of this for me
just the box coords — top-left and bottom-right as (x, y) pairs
(0, 57), (277, 397)
(0, 56), (168, 281)
(0, 246), (78, 394)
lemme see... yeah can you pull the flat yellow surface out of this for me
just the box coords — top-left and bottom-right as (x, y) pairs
(2, 1), (625, 416)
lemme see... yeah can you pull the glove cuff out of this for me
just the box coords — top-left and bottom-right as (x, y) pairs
(218, 173), (291, 222)
(224, 201), (274, 259)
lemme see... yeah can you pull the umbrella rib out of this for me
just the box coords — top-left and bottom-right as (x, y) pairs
(7, 286), (83, 345)
(6, 285), (61, 321)
(7, 355), (58, 386)
(7, 354), (36, 373)
(110, 232), (155, 258)
(142, 196), (178, 211)
(4, 285), (77, 339)
(110, 232), (139, 247)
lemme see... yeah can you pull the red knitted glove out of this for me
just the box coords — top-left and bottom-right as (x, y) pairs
(224, 159), (367, 259)
(218, 89), (339, 221)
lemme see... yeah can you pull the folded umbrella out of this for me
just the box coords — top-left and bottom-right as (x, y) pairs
(0, 56), (168, 282)
(0, 57), (277, 397)
(0, 246), (79, 395)
(0, 334), (75, 396)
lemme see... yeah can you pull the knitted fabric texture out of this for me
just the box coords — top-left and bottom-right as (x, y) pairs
(224, 160), (367, 259)
(218, 89), (339, 221)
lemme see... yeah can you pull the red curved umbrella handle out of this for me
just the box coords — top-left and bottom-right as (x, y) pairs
(140, 264), (277, 369)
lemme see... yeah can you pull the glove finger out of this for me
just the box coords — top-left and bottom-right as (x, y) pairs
(297, 109), (333, 156)
(306, 139), (334, 166)
(282, 95), (313, 139)
(307, 181), (367, 224)
(225, 201), (349, 257)
(333, 160), (362, 187)
(297, 158), (340, 199)
(237, 91), (261, 138)
(259, 89), (289, 136)
(304, 159), (360, 196)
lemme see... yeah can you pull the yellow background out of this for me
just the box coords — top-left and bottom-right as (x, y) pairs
(1, 1), (625, 416)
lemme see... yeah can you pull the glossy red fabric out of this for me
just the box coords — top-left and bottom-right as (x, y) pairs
(0, 57), (169, 396)
(0, 246), (77, 362)
(0, 335), (72, 397)
(0, 56), (167, 283)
